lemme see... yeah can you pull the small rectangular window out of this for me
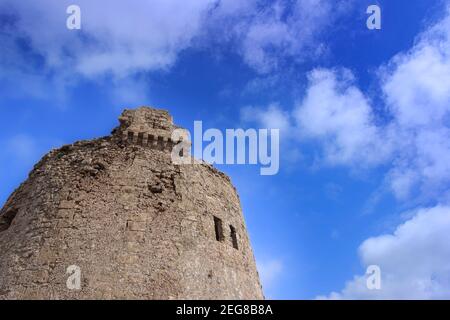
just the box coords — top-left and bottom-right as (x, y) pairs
(127, 131), (134, 142)
(230, 225), (238, 250)
(0, 209), (18, 232)
(137, 132), (144, 145)
(214, 216), (224, 242)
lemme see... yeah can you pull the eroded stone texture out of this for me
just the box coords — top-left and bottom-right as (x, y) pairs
(0, 106), (263, 300)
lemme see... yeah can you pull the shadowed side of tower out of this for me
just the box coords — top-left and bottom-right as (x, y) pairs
(0, 106), (264, 299)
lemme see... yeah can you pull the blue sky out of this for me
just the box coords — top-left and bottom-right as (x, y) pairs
(2, 0), (450, 299)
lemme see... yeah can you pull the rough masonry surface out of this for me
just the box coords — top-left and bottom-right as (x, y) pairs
(0, 107), (264, 299)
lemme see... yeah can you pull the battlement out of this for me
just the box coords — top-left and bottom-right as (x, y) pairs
(118, 106), (183, 152)
(121, 130), (177, 152)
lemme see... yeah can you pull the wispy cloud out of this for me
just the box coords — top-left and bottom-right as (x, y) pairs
(294, 68), (393, 167)
(0, 0), (356, 103)
(242, 5), (450, 299)
(209, 0), (355, 73)
(2, 0), (216, 78)
(0, 0), (217, 102)
(242, 5), (450, 203)
(241, 103), (293, 134)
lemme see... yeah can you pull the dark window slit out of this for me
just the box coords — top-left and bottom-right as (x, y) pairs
(214, 216), (224, 242)
(0, 209), (18, 232)
(230, 225), (238, 250)
(137, 132), (144, 145)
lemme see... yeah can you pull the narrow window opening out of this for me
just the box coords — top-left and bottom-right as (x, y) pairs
(230, 225), (238, 250)
(127, 131), (134, 142)
(213, 216), (224, 242)
(0, 209), (18, 232)
(157, 136), (164, 150)
(137, 132), (144, 145)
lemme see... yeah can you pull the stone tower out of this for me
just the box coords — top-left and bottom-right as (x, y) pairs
(0, 107), (264, 299)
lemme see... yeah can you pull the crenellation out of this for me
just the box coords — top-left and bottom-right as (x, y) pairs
(121, 128), (178, 152)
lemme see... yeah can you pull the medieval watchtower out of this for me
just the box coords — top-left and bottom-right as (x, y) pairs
(0, 106), (263, 299)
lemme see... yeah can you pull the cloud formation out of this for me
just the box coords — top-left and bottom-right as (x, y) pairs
(0, 0), (351, 77)
(1, 0), (216, 78)
(245, 6), (450, 202)
(0, 0), (218, 104)
(294, 68), (392, 167)
(209, 0), (354, 73)
(241, 103), (292, 133)
(320, 205), (450, 299)
(241, 5), (450, 299)
(0, 0), (355, 103)
(381, 10), (450, 200)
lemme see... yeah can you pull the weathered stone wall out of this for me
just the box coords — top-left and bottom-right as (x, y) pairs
(0, 107), (263, 300)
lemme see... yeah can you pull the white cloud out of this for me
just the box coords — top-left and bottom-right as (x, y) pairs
(0, 0), (356, 103)
(240, 103), (304, 167)
(241, 103), (292, 132)
(299, 4), (450, 300)
(0, 0), (355, 79)
(239, 68), (393, 170)
(383, 46), (450, 127)
(320, 205), (450, 299)
(209, 0), (354, 73)
(0, 0), (220, 103)
(383, 21), (450, 128)
(1, 0), (216, 78)
(294, 69), (392, 167)
(243, 6), (450, 202)
(242, 8), (450, 299)
(380, 9), (450, 199)
(240, 68), (393, 168)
